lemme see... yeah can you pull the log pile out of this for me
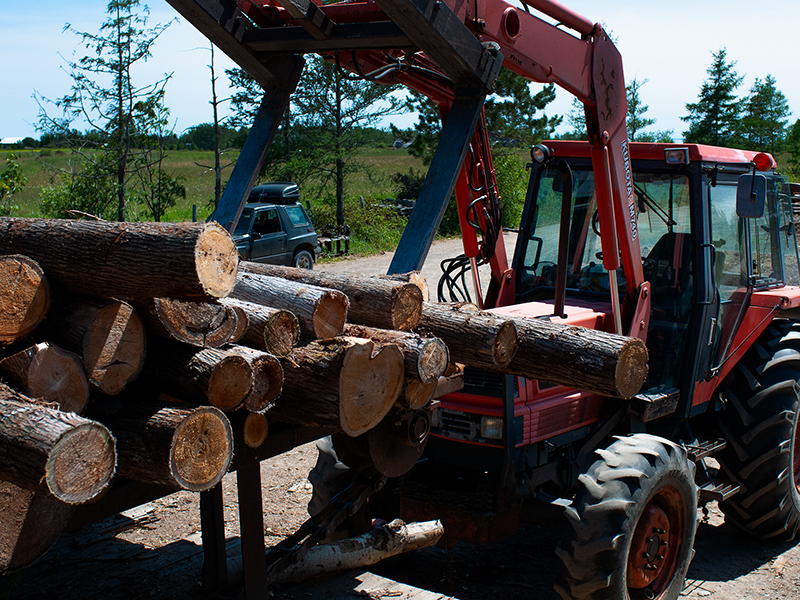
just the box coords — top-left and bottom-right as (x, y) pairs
(0, 216), (650, 577)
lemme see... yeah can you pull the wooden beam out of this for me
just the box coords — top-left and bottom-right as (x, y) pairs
(274, 0), (334, 40)
(245, 22), (411, 54)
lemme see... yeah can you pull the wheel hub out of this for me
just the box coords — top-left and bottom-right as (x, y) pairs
(628, 504), (670, 588)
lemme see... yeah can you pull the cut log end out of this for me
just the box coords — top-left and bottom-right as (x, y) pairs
(313, 290), (348, 339)
(207, 355), (252, 411)
(0, 255), (50, 343)
(243, 412), (268, 449)
(170, 407), (233, 491)
(418, 338), (449, 385)
(25, 344), (90, 414)
(84, 302), (145, 395)
(493, 321), (518, 368)
(265, 310), (300, 357)
(402, 379), (436, 410)
(339, 340), (404, 436)
(195, 223), (239, 298)
(47, 423), (116, 504)
(244, 354), (283, 412)
(390, 285), (424, 331)
(615, 339), (650, 399)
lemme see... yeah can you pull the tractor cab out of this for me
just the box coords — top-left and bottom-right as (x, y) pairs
(514, 141), (800, 412)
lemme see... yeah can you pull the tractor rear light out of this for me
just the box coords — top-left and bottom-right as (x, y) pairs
(480, 416), (504, 440)
(664, 148), (689, 165)
(753, 152), (775, 171)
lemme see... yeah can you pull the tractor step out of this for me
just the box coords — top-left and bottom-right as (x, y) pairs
(684, 438), (727, 462)
(698, 480), (740, 502)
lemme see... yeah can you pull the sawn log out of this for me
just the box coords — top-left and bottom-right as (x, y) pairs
(231, 271), (347, 339)
(241, 262), (423, 331)
(0, 390), (116, 504)
(0, 218), (238, 301)
(219, 297), (299, 357)
(100, 401), (233, 492)
(273, 337), (404, 436)
(140, 297), (240, 348)
(0, 254), (50, 344)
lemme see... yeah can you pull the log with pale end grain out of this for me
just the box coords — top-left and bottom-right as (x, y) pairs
(0, 254), (50, 344)
(342, 324), (448, 385)
(143, 342), (253, 411)
(418, 302), (518, 371)
(0, 218), (238, 301)
(229, 410), (269, 449)
(0, 342), (89, 413)
(271, 519), (444, 584)
(100, 401), (232, 492)
(219, 297), (299, 357)
(231, 271), (347, 339)
(47, 296), (145, 396)
(139, 297), (240, 348)
(0, 481), (73, 574)
(242, 262), (423, 331)
(273, 337), (404, 437)
(506, 316), (649, 399)
(0, 395), (116, 504)
(402, 379), (437, 410)
(379, 270), (429, 302)
(226, 344), (283, 412)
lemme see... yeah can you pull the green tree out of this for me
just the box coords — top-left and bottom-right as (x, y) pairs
(739, 74), (790, 154)
(292, 56), (401, 225)
(682, 48), (744, 146)
(483, 69), (561, 146)
(0, 154), (27, 216)
(786, 119), (800, 178)
(36, 0), (175, 220)
(626, 78), (673, 143)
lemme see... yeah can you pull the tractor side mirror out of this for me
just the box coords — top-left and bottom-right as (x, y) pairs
(736, 172), (767, 218)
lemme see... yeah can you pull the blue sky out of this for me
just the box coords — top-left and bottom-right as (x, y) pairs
(2, 1), (799, 142)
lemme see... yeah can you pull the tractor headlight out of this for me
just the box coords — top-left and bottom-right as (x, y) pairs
(480, 416), (504, 440)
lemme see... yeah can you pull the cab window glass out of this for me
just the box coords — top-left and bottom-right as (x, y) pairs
(285, 205), (309, 226)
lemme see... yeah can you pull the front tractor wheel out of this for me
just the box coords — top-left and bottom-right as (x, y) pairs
(555, 434), (698, 600)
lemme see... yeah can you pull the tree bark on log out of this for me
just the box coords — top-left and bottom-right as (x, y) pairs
(241, 262), (423, 331)
(505, 317), (649, 399)
(273, 337), (404, 437)
(47, 296), (145, 395)
(0, 342), (89, 413)
(143, 342), (253, 411)
(219, 297), (299, 357)
(0, 218), (238, 301)
(0, 481), (73, 574)
(418, 303), (518, 371)
(226, 345), (283, 412)
(0, 254), (50, 344)
(271, 519), (444, 584)
(342, 324), (448, 384)
(100, 401), (232, 492)
(0, 395), (116, 504)
(139, 298), (239, 348)
(231, 271), (347, 339)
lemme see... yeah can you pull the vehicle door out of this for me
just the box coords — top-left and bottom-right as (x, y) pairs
(251, 207), (289, 264)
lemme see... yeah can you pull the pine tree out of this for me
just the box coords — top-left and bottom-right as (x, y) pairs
(682, 48), (743, 146)
(739, 74), (790, 154)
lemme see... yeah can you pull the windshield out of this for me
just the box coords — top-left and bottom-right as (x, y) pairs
(518, 166), (692, 299)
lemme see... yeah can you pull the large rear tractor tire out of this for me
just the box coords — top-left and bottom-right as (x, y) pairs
(555, 434), (697, 600)
(717, 320), (800, 540)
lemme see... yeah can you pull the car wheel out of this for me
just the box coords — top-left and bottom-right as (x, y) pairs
(293, 249), (314, 269)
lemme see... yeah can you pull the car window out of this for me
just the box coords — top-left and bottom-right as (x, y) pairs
(234, 210), (253, 236)
(253, 208), (282, 235)
(285, 205), (309, 227)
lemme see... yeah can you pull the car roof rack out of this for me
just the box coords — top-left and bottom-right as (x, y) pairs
(248, 182), (300, 204)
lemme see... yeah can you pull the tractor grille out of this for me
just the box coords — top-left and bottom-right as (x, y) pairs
(439, 409), (479, 439)
(463, 367), (513, 395)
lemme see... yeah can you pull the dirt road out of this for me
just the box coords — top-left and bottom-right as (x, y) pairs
(6, 239), (800, 599)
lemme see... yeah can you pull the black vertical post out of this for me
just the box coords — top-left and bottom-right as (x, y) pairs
(200, 484), (228, 590)
(237, 461), (269, 599)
